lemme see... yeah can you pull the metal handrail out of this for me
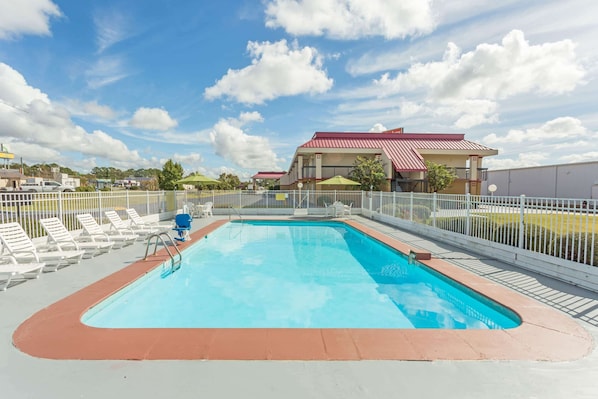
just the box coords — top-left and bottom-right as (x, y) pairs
(144, 231), (182, 274)
(229, 205), (242, 220)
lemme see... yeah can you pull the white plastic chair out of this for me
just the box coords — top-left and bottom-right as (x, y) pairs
(200, 202), (213, 217)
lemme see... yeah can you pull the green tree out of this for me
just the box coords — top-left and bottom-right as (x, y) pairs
(425, 160), (457, 192)
(90, 166), (125, 180)
(218, 173), (240, 190)
(158, 160), (183, 190)
(349, 156), (386, 190)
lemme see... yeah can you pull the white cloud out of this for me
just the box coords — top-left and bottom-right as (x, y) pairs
(0, 62), (145, 166)
(86, 56), (130, 89)
(481, 117), (598, 169)
(239, 111), (264, 124)
(204, 39), (333, 104)
(559, 151), (598, 164)
(94, 9), (130, 53)
(165, 153), (204, 173)
(369, 123), (386, 132)
(375, 30), (586, 101)
(129, 107), (178, 131)
(209, 113), (283, 170)
(435, 99), (499, 129)
(484, 152), (549, 170)
(483, 117), (590, 145)
(264, 0), (435, 40)
(65, 100), (118, 120)
(334, 30), (587, 130)
(0, 63), (49, 106)
(0, 0), (61, 40)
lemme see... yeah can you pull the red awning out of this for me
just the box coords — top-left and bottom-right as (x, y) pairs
(252, 172), (286, 180)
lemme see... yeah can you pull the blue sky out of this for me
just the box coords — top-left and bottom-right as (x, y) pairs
(0, 0), (596, 180)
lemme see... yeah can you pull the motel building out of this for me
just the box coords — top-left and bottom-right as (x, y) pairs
(279, 128), (498, 195)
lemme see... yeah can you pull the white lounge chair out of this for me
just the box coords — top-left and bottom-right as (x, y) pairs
(40, 217), (114, 259)
(0, 222), (84, 272)
(104, 210), (152, 239)
(125, 208), (172, 232)
(76, 213), (138, 248)
(0, 257), (45, 291)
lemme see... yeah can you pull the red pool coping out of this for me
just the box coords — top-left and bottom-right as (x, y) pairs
(13, 219), (594, 361)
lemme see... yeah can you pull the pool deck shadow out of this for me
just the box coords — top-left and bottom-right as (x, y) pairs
(12, 217), (594, 361)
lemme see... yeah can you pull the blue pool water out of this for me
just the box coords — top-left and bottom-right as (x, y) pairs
(82, 220), (520, 329)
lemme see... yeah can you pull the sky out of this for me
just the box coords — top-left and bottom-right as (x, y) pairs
(0, 0), (597, 180)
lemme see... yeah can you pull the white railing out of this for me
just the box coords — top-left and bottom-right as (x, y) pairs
(0, 190), (187, 239)
(370, 192), (597, 268)
(2, 189), (596, 270)
(190, 189), (363, 212)
(0, 189), (362, 238)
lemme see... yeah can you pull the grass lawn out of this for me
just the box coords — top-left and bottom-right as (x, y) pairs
(473, 212), (598, 233)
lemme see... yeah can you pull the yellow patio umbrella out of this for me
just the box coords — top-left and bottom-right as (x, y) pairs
(316, 175), (360, 186)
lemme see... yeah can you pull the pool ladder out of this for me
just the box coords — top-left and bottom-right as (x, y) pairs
(229, 205), (243, 220)
(144, 232), (182, 275)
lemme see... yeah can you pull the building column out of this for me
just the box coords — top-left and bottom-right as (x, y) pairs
(297, 155), (303, 181)
(469, 155), (480, 195)
(315, 153), (322, 180)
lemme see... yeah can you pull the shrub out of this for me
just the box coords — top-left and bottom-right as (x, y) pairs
(411, 205), (432, 221)
(493, 223), (552, 251)
(435, 217), (468, 235)
(379, 204), (431, 222)
(550, 233), (598, 267)
(434, 216), (498, 240)
(379, 203), (398, 216)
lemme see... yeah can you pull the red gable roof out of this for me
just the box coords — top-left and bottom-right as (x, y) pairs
(299, 132), (497, 172)
(252, 171), (286, 180)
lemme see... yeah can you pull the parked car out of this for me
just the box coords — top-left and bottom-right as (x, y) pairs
(20, 180), (75, 192)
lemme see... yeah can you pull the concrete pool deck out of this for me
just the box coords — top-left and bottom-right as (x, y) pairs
(2, 215), (598, 397)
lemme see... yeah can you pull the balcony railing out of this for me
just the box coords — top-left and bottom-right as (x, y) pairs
(301, 166), (488, 181)
(452, 167), (488, 181)
(301, 166), (354, 180)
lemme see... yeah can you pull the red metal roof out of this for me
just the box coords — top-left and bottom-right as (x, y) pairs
(252, 172), (286, 179)
(299, 132), (497, 172)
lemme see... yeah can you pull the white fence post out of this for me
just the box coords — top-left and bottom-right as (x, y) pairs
(57, 191), (63, 220)
(410, 192), (414, 222)
(98, 191), (103, 219)
(146, 191), (150, 215)
(466, 193), (471, 236)
(432, 192), (437, 228)
(519, 194), (526, 249)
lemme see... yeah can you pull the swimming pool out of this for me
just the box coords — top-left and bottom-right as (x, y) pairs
(82, 220), (519, 329)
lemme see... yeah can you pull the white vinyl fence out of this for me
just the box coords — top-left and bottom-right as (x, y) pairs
(2, 189), (597, 288)
(366, 192), (598, 291)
